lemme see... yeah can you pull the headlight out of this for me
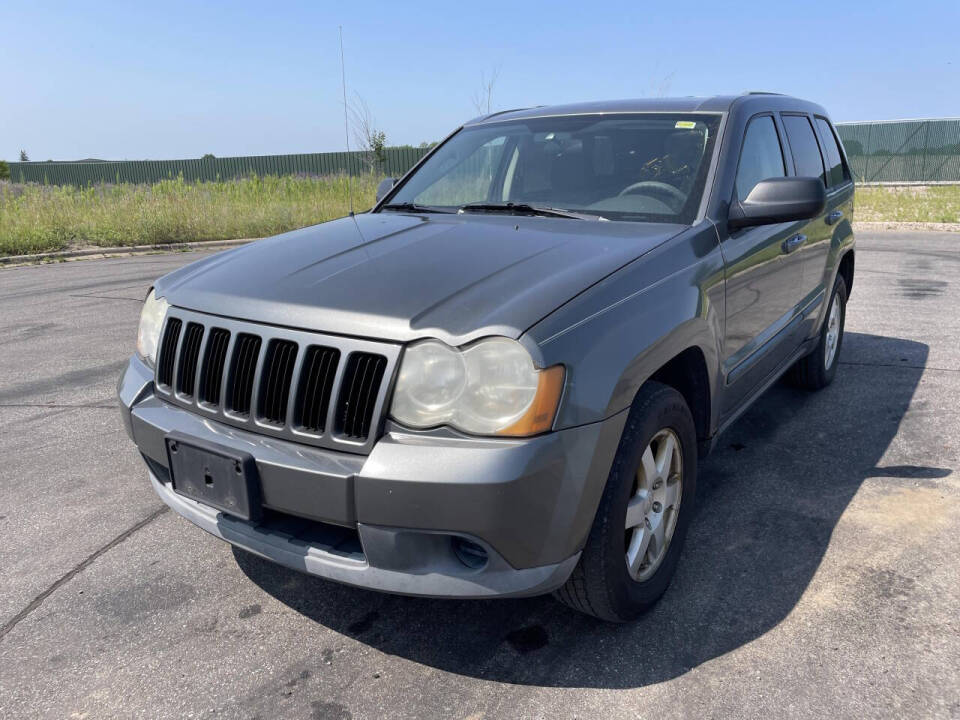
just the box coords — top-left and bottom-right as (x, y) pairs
(136, 289), (169, 367)
(390, 337), (564, 436)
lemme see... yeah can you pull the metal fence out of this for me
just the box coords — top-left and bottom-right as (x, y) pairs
(836, 119), (960, 183)
(8, 119), (960, 186)
(7, 147), (431, 186)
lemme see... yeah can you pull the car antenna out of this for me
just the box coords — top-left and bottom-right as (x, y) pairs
(339, 25), (354, 217)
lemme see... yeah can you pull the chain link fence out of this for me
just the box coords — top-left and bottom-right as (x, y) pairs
(7, 119), (960, 186)
(837, 119), (960, 184)
(7, 147), (430, 186)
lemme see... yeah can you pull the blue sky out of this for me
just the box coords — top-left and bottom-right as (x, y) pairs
(1, 0), (957, 161)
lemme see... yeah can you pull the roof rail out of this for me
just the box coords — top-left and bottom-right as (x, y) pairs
(742, 90), (786, 96)
(476, 106), (542, 122)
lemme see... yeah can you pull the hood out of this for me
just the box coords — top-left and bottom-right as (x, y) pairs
(154, 212), (684, 346)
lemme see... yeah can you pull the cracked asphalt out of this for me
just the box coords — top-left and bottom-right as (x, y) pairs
(1, 232), (958, 719)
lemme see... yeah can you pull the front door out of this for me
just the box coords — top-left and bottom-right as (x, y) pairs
(720, 113), (807, 419)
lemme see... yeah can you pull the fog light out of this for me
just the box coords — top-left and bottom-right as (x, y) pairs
(452, 537), (488, 569)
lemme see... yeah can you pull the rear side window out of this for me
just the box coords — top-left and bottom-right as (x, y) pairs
(782, 115), (826, 184)
(815, 117), (849, 187)
(735, 116), (786, 202)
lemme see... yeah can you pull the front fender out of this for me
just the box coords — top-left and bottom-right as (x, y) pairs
(528, 223), (725, 430)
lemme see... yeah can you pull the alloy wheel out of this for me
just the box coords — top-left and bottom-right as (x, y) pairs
(625, 428), (683, 582)
(824, 297), (841, 370)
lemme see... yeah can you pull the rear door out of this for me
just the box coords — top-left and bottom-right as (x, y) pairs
(780, 114), (832, 332)
(811, 115), (855, 309)
(720, 113), (806, 417)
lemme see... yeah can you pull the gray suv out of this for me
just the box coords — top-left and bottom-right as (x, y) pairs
(119, 94), (855, 621)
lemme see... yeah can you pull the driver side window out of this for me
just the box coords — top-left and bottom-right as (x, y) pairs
(735, 116), (786, 202)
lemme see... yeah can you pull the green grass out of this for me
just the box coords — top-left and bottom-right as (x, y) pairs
(2, 176), (958, 257)
(855, 185), (960, 223)
(0, 174), (379, 256)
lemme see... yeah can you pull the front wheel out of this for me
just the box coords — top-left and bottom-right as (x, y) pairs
(554, 382), (697, 622)
(790, 274), (847, 390)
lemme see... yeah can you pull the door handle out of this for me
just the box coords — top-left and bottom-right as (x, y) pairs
(826, 210), (844, 225)
(782, 234), (806, 254)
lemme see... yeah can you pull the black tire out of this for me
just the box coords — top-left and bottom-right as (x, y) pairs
(790, 274), (847, 391)
(554, 381), (697, 622)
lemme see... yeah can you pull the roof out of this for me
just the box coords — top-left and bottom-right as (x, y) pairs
(465, 93), (826, 125)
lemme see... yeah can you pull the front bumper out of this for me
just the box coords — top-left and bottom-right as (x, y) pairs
(119, 355), (625, 598)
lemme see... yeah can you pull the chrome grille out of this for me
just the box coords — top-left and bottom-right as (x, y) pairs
(154, 309), (400, 455)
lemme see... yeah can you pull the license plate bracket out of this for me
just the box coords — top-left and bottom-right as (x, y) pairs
(165, 432), (261, 521)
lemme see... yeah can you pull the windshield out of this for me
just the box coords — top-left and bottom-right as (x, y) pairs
(382, 113), (721, 224)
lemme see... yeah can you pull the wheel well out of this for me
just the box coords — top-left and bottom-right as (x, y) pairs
(649, 347), (711, 446)
(839, 249), (854, 298)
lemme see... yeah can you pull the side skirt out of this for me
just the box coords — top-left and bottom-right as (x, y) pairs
(704, 336), (818, 455)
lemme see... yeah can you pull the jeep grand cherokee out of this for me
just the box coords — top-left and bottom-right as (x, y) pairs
(119, 93), (854, 621)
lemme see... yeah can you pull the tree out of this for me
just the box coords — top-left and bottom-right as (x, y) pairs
(19, 150), (29, 162)
(201, 153), (216, 160)
(0, 160), (9, 180)
(348, 93), (387, 172)
(471, 65), (501, 116)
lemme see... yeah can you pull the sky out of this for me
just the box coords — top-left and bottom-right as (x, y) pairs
(1, 0), (957, 162)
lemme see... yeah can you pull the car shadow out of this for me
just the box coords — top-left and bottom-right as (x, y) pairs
(234, 332), (946, 688)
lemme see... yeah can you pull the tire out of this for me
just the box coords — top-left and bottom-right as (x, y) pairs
(554, 381), (697, 622)
(790, 274), (847, 391)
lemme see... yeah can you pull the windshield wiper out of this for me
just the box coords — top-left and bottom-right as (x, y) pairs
(380, 202), (452, 214)
(457, 202), (605, 221)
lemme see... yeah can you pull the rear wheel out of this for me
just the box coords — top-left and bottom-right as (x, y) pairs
(555, 382), (697, 622)
(790, 274), (847, 390)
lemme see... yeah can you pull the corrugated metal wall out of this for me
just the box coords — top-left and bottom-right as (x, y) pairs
(8, 119), (960, 186)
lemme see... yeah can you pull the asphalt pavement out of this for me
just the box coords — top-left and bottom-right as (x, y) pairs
(0, 232), (958, 719)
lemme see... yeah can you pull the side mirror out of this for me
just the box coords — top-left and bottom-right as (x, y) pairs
(376, 177), (397, 203)
(728, 176), (826, 229)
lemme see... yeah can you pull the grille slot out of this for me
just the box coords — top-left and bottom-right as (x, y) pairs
(157, 318), (182, 387)
(336, 353), (387, 440)
(294, 346), (340, 433)
(176, 322), (204, 397)
(198, 328), (230, 407)
(257, 339), (299, 425)
(226, 333), (262, 416)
